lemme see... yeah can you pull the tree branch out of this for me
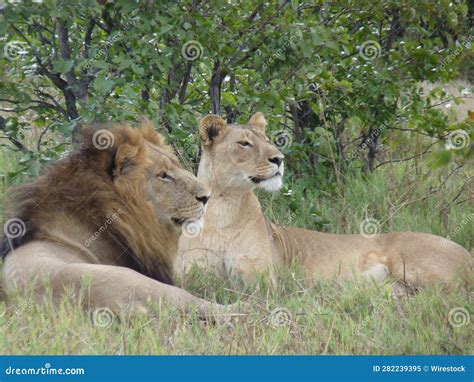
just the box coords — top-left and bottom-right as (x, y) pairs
(37, 123), (54, 151)
(0, 117), (32, 153)
(375, 141), (439, 169)
(210, 60), (226, 115)
(56, 18), (88, 100)
(11, 24), (79, 120)
(178, 62), (193, 104)
(84, 18), (96, 59)
(227, 0), (290, 67)
(36, 90), (69, 118)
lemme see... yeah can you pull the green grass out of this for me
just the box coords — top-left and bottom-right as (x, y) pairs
(0, 272), (471, 354)
(0, 146), (472, 355)
(261, 162), (473, 250)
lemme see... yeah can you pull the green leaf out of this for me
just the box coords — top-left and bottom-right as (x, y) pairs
(93, 77), (115, 93)
(221, 91), (237, 107)
(52, 60), (73, 74)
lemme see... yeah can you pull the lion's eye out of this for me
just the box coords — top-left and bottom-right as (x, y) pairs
(238, 141), (253, 148)
(157, 171), (171, 180)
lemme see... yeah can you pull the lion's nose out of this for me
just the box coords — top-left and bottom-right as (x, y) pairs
(196, 195), (210, 205)
(268, 156), (283, 167)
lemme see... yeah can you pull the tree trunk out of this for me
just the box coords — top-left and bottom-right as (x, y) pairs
(363, 126), (380, 173)
(210, 60), (224, 115)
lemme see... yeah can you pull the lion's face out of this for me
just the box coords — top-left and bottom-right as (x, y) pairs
(197, 113), (284, 192)
(144, 144), (210, 227)
(112, 133), (210, 230)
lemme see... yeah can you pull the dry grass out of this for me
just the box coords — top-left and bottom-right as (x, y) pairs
(0, 154), (472, 354)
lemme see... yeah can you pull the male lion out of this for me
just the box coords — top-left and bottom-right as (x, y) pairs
(1, 121), (229, 317)
(175, 113), (472, 287)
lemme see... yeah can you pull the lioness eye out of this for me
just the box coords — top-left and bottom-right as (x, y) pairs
(238, 141), (253, 147)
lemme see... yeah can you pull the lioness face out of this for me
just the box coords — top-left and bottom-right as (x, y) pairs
(198, 113), (284, 192)
(113, 137), (210, 229)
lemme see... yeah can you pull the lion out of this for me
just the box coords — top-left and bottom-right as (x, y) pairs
(1, 121), (230, 317)
(175, 113), (472, 287)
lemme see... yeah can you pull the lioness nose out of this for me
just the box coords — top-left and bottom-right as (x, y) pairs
(196, 195), (210, 205)
(268, 156), (283, 167)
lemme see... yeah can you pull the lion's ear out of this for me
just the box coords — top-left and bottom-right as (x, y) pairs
(138, 119), (167, 147)
(248, 112), (267, 133)
(199, 114), (228, 146)
(114, 143), (143, 177)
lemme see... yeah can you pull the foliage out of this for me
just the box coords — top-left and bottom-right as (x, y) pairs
(0, 0), (472, 184)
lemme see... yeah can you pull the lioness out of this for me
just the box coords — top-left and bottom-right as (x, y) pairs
(1, 121), (229, 317)
(175, 113), (472, 287)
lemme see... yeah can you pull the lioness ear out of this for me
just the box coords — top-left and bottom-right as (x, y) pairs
(199, 114), (228, 146)
(248, 112), (267, 133)
(113, 143), (142, 177)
